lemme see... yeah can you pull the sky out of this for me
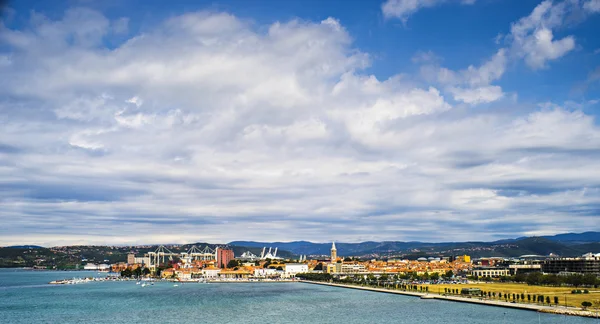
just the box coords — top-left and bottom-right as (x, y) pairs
(1, 0), (600, 247)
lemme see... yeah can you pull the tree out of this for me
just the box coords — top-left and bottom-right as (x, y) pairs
(120, 268), (132, 278)
(527, 294), (531, 302)
(566, 274), (584, 288)
(514, 273), (527, 283)
(276, 266), (284, 271)
(554, 296), (559, 305)
(582, 301), (592, 309)
(142, 267), (151, 276)
(582, 274), (596, 287)
(227, 260), (240, 268)
(295, 273), (331, 281)
(314, 263), (323, 271)
(430, 272), (440, 281)
(526, 272), (543, 286)
(133, 267), (142, 278)
(443, 270), (453, 280)
(344, 257), (352, 262)
(546, 296), (550, 304)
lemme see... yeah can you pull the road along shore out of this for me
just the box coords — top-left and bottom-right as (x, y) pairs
(301, 281), (600, 319)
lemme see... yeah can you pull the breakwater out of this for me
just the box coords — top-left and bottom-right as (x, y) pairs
(301, 281), (600, 319)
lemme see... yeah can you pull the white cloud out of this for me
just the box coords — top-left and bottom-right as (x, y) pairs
(419, 49), (507, 104)
(382, 0), (477, 22)
(411, 50), (441, 64)
(584, 0), (600, 12)
(507, 0), (586, 69)
(111, 17), (129, 34)
(1, 8), (600, 245)
(449, 85), (504, 104)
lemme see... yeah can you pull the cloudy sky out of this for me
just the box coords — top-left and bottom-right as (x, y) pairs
(1, 0), (599, 246)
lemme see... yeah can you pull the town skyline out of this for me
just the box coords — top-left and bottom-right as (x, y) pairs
(2, 0), (600, 246)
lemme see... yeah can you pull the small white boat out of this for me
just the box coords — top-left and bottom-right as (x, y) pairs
(173, 284), (179, 287)
(141, 283), (147, 287)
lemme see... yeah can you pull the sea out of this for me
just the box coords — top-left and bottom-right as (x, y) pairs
(0, 269), (597, 324)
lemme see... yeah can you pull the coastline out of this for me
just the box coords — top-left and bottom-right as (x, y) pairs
(301, 281), (600, 319)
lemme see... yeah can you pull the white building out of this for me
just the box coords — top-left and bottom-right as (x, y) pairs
(202, 267), (221, 279)
(83, 263), (98, 270)
(284, 264), (308, 278)
(175, 270), (192, 280)
(341, 263), (366, 273)
(134, 256), (151, 266)
(254, 268), (279, 278)
(472, 268), (510, 278)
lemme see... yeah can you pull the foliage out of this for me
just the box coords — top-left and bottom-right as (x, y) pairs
(295, 273), (332, 281)
(120, 269), (132, 278)
(442, 270), (453, 279)
(227, 259), (240, 268)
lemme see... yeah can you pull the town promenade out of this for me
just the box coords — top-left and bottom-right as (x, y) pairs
(302, 281), (600, 319)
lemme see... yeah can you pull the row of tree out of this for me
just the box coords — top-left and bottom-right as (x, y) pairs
(295, 273), (332, 281)
(443, 288), (561, 305)
(120, 267), (151, 278)
(494, 272), (600, 287)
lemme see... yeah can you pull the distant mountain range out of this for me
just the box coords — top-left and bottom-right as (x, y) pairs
(5, 245), (44, 249)
(229, 231), (600, 258)
(3, 232), (599, 266)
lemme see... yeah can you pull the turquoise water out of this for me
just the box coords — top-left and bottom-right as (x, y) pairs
(0, 269), (597, 323)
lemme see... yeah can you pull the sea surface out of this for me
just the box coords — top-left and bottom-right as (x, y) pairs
(0, 269), (597, 324)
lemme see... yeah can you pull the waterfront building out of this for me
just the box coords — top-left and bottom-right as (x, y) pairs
(83, 263), (111, 271)
(216, 247), (234, 269)
(326, 263), (342, 274)
(219, 269), (252, 279)
(284, 263), (308, 278)
(134, 256), (151, 266)
(202, 266), (221, 279)
(542, 253), (600, 274)
(127, 253), (135, 265)
(509, 263), (542, 274)
(471, 267), (510, 278)
(254, 268), (278, 278)
(341, 263), (366, 273)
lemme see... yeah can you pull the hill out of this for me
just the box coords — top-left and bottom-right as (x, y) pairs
(230, 232), (600, 258)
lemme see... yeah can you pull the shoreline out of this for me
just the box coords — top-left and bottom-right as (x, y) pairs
(301, 281), (600, 319)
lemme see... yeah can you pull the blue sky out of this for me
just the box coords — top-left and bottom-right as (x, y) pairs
(1, 0), (599, 246)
